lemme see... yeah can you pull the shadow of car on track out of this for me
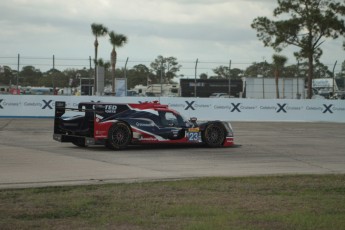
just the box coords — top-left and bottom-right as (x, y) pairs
(63, 143), (241, 152)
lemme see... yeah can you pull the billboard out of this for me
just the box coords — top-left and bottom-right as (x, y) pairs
(115, 78), (127, 97)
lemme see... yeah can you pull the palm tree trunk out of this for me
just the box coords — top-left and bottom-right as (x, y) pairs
(275, 69), (280, 99)
(307, 54), (313, 99)
(94, 38), (99, 95)
(111, 48), (117, 94)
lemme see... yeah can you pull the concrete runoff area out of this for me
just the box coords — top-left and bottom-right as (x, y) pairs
(0, 118), (344, 189)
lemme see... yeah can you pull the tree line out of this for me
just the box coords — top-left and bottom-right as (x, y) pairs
(1, 56), (344, 90)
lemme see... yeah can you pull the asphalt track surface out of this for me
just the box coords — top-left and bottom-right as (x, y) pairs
(0, 119), (344, 189)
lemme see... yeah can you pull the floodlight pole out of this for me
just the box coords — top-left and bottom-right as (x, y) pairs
(124, 57), (129, 78)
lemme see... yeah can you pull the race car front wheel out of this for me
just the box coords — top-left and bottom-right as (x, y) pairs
(107, 122), (132, 150)
(202, 123), (226, 147)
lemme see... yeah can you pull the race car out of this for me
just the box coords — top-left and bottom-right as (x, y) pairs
(53, 101), (234, 149)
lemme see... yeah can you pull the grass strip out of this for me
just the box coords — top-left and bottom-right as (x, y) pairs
(1, 174), (344, 230)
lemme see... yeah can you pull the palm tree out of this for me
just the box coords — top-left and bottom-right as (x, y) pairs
(91, 23), (108, 95)
(109, 31), (128, 94)
(272, 54), (287, 99)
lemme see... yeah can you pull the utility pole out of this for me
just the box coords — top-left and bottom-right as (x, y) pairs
(194, 58), (198, 98)
(160, 60), (163, 96)
(228, 60), (232, 97)
(89, 56), (92, 96)
(53, 55), (55, 70)
(16, 54), (20, 91)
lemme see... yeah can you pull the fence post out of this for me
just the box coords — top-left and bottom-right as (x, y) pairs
(16, 53), (20, 91)
(332, 61), (337, 97)
(296, 61), (300, 99)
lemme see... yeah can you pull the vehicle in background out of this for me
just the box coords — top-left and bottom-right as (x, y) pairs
(180, 79), (243, 98)
(209, 93), (231, 98)
(126, 90), (139, 96)
(28, 87), (54, 95)
(129, 84), (180, 97)
(312, 78), (345, 99)
(0, 85), (10, 94)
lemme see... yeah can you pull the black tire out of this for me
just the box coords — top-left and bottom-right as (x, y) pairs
(202, 123), (226, 147)
(107, 122), (132, 150)
(72, 138), (86, 147)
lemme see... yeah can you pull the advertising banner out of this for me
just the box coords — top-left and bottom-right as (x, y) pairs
(0, 95), (344, 123)
(115, 78), (127, 97)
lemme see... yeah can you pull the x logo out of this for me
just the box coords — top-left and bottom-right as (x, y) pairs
(185, 101), (195, 110)
(323, 104), (333, 114)
(42, 100), (53, 109)
(0, 99), (3, 109)
(231, 103), (241, 112)
(277, 103), (287, 113)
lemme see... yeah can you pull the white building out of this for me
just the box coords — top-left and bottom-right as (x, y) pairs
(244, 77), (305, 99)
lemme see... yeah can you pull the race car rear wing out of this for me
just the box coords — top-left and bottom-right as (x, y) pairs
(55, 101), (66, 118)
(54, 101), (99, 135)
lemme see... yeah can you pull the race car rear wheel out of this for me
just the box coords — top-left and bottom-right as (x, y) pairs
(202, 123), (226, 147)
(107, 122), (132, 150)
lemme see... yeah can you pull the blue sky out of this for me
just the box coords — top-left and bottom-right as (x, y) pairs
(0, 0), (343, 77)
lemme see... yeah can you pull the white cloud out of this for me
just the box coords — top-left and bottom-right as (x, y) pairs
(0, 0), (343, 74)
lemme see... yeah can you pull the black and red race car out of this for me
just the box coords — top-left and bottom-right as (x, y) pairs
(53, 101), (234, 149)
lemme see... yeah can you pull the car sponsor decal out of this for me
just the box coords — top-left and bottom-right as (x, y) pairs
(131, 127), (166, 141)
(95, 114), (104, 122)
(187, 127), (201, 142)
(188, 127), (200, 132)
(135, 122), (154, 127)
(104, 105), (117, 113)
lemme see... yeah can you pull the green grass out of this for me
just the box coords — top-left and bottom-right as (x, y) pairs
(1, 175), (345, 230)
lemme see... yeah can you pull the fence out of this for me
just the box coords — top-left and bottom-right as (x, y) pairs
(1, 55), (342, 79)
